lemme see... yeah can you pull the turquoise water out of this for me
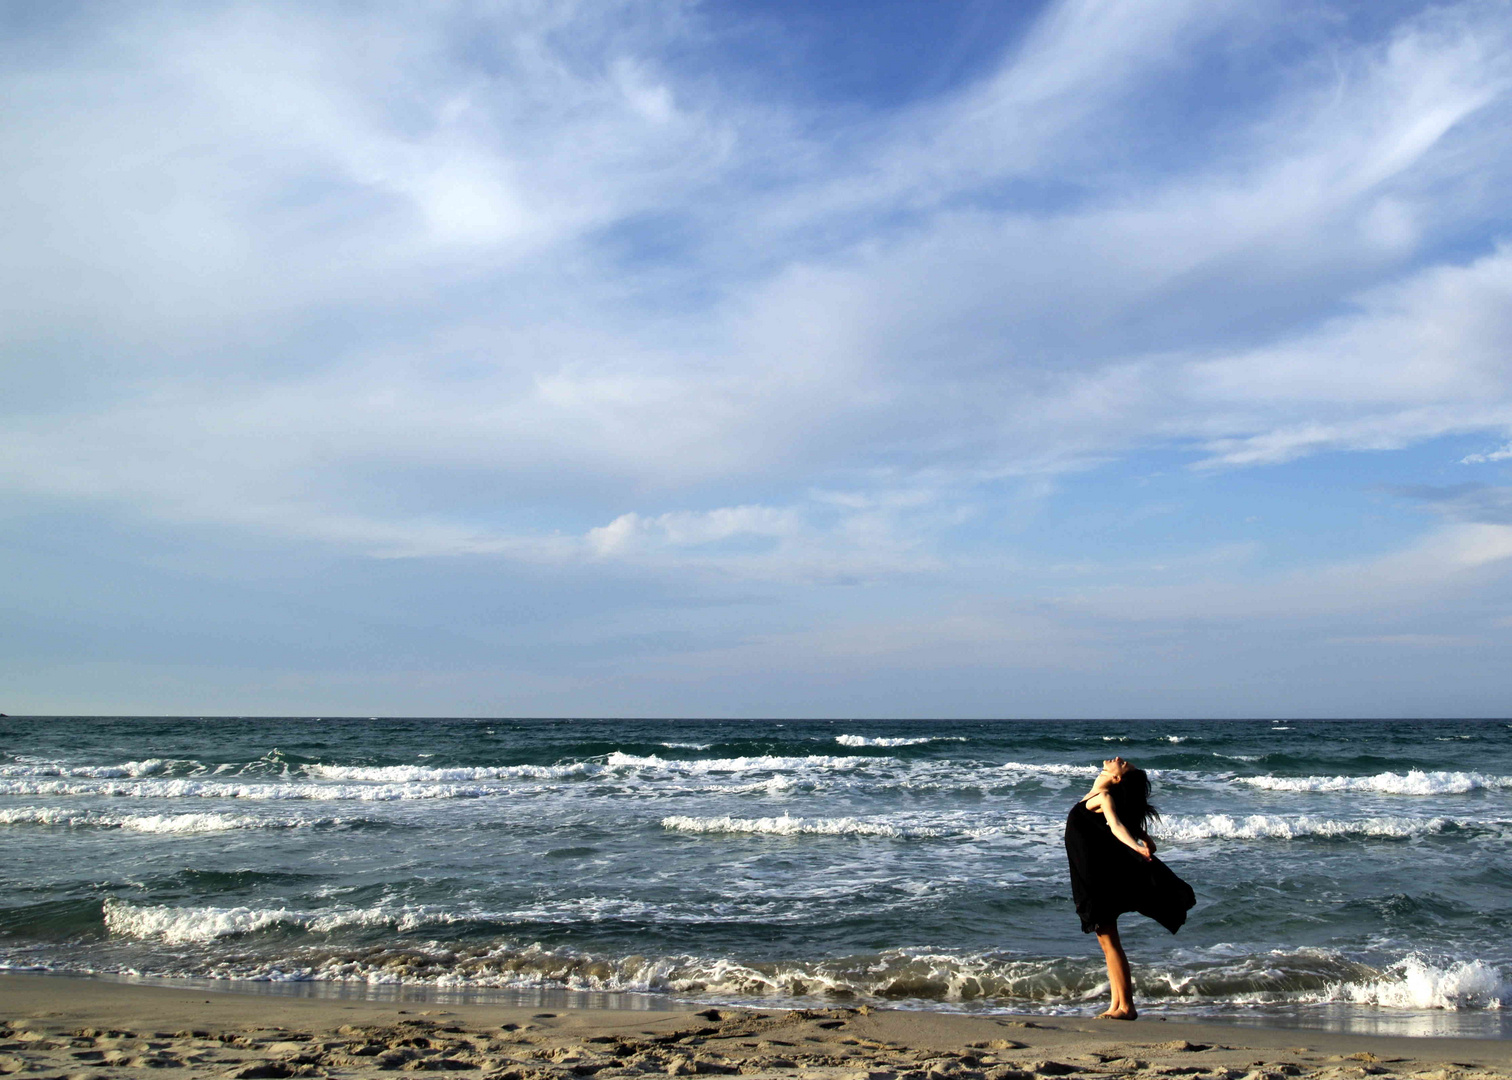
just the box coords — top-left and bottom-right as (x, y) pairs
(1, 717), (1508, 1036)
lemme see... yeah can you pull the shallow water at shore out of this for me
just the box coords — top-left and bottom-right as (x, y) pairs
(1, 717), (1508, 1036)
(5, 969), (1512, 1080)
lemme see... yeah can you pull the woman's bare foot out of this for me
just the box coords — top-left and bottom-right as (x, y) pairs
(1097, 1008), (1138, 1020)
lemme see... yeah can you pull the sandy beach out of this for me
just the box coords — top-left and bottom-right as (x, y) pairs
(1, 975), (1506, 1080)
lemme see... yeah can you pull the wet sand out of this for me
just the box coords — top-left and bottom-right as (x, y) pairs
(0, 974), (1506, 1080)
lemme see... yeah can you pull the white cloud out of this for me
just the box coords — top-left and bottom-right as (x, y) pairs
(2, 0), (1512, 615)
(1185, 245), (1512, 443)
(1462, 441), (1512, 463)
(587, 505), (800, 556)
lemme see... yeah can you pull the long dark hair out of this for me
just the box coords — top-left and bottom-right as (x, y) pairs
(1110, 767), (1159, 841)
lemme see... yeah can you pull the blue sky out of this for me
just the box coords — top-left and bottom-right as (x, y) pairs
(4, 0), (1512, 717)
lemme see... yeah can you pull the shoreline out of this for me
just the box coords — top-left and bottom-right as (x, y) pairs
(4, 969), (1507, 1042)
(2, 972), (1508, 1080)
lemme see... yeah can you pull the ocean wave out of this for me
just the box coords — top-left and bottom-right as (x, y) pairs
(105, 901), (305, 943)
(834, 735), (965, 747)
(1327, 955), (1507, 1010)
(993, 761), (1224, 785)
(661, 812), (1027, 840)
(1156, 813), (1485, 842)
(1240, 769), (1512, 795)
(58, 933), (1512, 1013)
(69, 930), (1105, 1001)
(0, 807), (349, 833)
(663, 813), (942, 839)
(0, 754), (1249, 803)
(603, 752), (883, 773)
(0, 758), (202, 779)
(668, 808), (1464, 844)
(102, 900), (450, 943)
(1100, 735), (1192, 744)
(0, 778), (498, 801)
(1146, 948), (1509, 1013)
(998, 761), (1097, 777)
(306, 755), (870, 782)
(307, 762), (603, 782)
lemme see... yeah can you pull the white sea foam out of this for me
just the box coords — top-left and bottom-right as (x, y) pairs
(105, 901), (302, 943)
(103, 900), (449, 943)
(1240, 769), (1512, 795)
(605, 752), (881, 773)
(0, 807), (343, 833)
(731, 775), (800, 796)
(98, 940), (1085, 1002)
(663, 813), (942, 838)
(0, 758), (195, 779)
(659, 742), (712, 750)
(835, 735), (964, 747)
(998, 761), (1097, 777)
(58, 922), (1512, 1014)
(307, 761), (603, 782)
(661, 812), (1029, 840)
(1329, 955), (1507, 1010)
(1157, 813), (1474, 842)
(1098, 735), (1191, 745)
(0, 778), (497, 801)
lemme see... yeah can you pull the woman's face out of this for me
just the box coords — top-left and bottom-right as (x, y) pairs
(1097, 756), (1132, 785)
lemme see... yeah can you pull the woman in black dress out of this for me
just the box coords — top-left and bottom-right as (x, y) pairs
(1064, 756), (1194, 1020)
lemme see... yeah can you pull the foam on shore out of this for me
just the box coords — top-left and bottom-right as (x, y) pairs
(1240, 769), (1512, 795)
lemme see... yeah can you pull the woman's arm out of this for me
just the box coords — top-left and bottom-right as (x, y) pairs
(1098, 802), (1152, 860)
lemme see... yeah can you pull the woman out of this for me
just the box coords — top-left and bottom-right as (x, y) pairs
(1064, 756), (1194, 1020)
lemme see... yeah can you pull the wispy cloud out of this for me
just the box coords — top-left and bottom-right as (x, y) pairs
(1462, 441), (1512, 463)
(5, 0), (1512, 712)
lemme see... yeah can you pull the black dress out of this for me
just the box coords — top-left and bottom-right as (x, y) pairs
(1064, 798), (1195, 934)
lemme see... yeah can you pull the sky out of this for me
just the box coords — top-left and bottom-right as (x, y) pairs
(3, 0), (1512, 718)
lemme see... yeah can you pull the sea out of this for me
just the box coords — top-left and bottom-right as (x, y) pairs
(1, 717), (1509, 1038)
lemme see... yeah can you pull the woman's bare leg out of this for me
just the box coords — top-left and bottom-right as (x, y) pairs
(1095, 922), (1137, 1019)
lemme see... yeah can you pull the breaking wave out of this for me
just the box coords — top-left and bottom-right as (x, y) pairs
(1240, 770), (1512, 795)
(102, 900), (451, 943)
(307, 762), (604, 783)
(72, 922), (1512, 1012)
(0, 807), (350, 833)
(1327, 955), (1507, 1010)
(0, 758), (203, 779)
(1156, 813), (1497, 841)
(834, 736), (965, 747)
(0, 779), (496, 801)
(998, 761), (1097, 778)
(665, 814), (944, 839)
(666, 810), (1498, 844)
(603, 753), (882, 773)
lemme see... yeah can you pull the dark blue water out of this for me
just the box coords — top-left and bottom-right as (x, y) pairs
(1, 718), (1508, 1036)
